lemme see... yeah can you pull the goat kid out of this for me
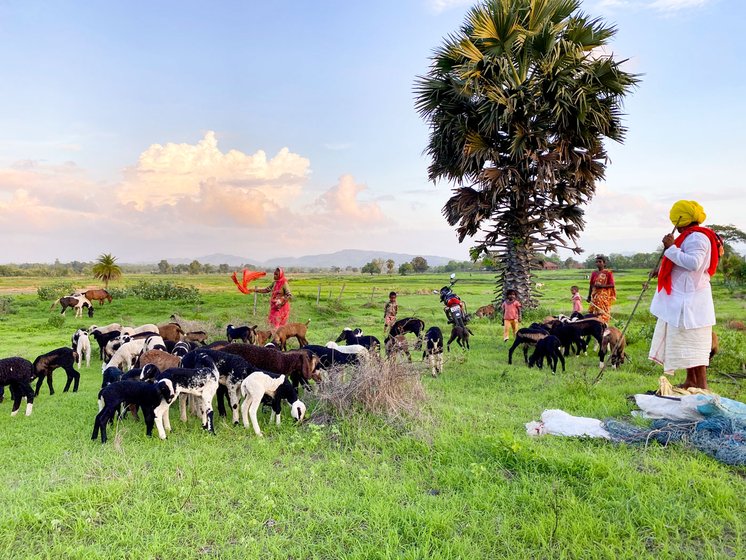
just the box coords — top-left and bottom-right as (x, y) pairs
(240, 371), (306, 437)
(422, 326), (444, 377)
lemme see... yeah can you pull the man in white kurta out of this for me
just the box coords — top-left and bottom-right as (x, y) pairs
(648, 201), (717, 390)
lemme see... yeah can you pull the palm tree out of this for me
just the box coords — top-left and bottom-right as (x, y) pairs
(92, 253), (122, 288)
(415, 0), (638, 305)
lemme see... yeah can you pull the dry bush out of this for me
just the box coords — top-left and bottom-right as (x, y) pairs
(313, 353), (427, 421)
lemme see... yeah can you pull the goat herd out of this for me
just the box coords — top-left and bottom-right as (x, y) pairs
(0, 313), (458, 444)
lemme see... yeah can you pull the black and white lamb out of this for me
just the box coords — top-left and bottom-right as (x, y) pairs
(0, 357), (36, 416)
(335, 328), (380, 352)
(91, 379), (176, 443)
(71, 328), (91, 368)
(33, 347), (80, 395)
(239, 370), (306, 437)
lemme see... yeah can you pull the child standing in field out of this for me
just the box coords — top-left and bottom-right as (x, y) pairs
(571, 285), (583, 314)
(384, 291), (398, 335)
(501, 289), (522, 342)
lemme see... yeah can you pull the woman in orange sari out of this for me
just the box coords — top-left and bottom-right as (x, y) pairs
(587, 255), (616, 323)
(253, 268), (292, 328)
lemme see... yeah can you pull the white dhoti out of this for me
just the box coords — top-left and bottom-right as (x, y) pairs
(648, 318), (711, 373)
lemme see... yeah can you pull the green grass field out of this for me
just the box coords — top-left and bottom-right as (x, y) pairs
(0, 271), (743, 559)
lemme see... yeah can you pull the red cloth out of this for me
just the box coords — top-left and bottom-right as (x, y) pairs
(231, 269), (266, 294)
(269, 268), (290, 328)
(657, 226), (722, 295)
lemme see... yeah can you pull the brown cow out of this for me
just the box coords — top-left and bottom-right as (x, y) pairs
(83, 289), (112, 306)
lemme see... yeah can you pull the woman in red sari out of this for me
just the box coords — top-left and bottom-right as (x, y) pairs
(253, 268), (292, 328)
(587, 255), (616, 323)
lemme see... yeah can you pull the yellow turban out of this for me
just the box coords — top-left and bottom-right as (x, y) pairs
(669, 200), (706, 227)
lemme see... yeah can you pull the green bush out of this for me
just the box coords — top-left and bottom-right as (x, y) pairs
(37, 282), (78, 301)
(122, 280), (201, 303)
(47, 314), (65, 328)
(0, 296), (16, 315)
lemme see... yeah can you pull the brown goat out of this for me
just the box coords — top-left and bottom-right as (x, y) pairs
(599, 327), (626, 369)
(271, 320), (311, 351)
(221, 343), (320, 388)
(474, 304), (496, 319)
(158, 322), (185, 343)
(254, 329), (273, 346)
(710, 331), (719, 359)
(184, 331), (209, 345)
(137, 349), (181, 371)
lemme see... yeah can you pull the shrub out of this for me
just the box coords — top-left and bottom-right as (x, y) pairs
(37, 282), (78, 301)
(125, 280), (201, 303)
(47, 314), (65, 328)
(0, 296), (16, 316)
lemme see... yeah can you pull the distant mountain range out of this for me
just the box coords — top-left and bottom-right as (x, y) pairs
(164, 249), (460, 268)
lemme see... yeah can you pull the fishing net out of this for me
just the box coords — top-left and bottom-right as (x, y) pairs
(604, 416), (746, 467)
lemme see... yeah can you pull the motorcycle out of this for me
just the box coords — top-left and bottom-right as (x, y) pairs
(435, 274), (469, 329)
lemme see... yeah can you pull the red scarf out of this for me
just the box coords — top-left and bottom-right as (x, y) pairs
(657, 226), (722, 295)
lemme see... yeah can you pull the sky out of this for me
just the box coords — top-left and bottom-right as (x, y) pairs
(0, 0), (743, 264)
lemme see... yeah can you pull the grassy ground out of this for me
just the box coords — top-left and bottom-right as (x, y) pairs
(0, 270), (743, 559)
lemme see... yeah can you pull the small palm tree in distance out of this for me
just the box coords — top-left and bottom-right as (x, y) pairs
(92, 253), (122, 289)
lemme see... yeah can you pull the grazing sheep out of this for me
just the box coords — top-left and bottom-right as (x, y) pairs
(142, 335), (167, 353)
(271, 319), (311, 351)
(422, 327), (444, 377)
(71, 328), (91, 368)
(302, 345), (360, 369)
(33, 347), (80, 395)
(546, 320), (588, 357)
(239, 371), (306, 437)
(143, 363), (221, 434)
(0, 357), (36, 416)
(221, 343), (321, 389)
(158, 322), (185, 344)
(91, 379), (176, 443)
(103, 339), (148, 372)
(528, 335), (565, 374)
(335, 328), (380, 352)
(324, 341), (369, 355)
(101, 366), (124, 388)
(137, 349), (181, 372)
(447, 325), (473, 351)
(226, 324), (255, 344)
(88, 324), (122, 360)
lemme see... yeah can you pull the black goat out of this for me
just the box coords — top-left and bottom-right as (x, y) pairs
(508, 328), (550, 365)
(447, 325), (472, 351)
(33, 347), (80, 395)
(528, 335), (566, 374)
(92, 379), (176, 444)
(301, 345), (360, 369)
(335, 328), (380, 352)
(386, 317), (426, 350)
(226, 324), (254, 344)
(0, 357), (36, 416)
(422, 327), (444, 377)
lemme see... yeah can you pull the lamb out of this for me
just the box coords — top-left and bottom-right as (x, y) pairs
(158, 322), (185, 343)
(71, 328), (91, 368)
(324, 341), (369, 355)
(239, 370), (306, 437)
(546, 320), (588, 357)
(0, 357), (36, 416)
(335, 328), (380, 352)
(599, 326), (627, 369)
(33, 347), (80, 395)
(254, 328), (273, 346)
(422, 326), (444, 377)
(385, 334), (412, 362)
(120, 324), (159, 337)
(226, 324), (255, 344)
(141, 363), (221, 434)
(181, 348), (254, 424)
(447, 325), (473, 351)
(91, 379), (176, 443)
(302, 345), (360, 369)
(221, 343), (321, 389)
(101, 366), (124, 388)
(103, 338), (148, 372)
(527, 335), (566, 374)
(137, 349), (181, 372)
(271, 319), (311, 351)
(508, 327), (550, 365)
(142, 335), (167, 353)
(88, 324), (122, 360)
(50, 295), (94, 318)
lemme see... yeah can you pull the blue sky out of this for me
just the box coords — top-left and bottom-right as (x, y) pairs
(0, 0), (743, 264)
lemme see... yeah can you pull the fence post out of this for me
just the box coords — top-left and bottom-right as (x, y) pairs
(369, 286), (376, 303)
(316, 285), (321, 306)
(336, 283), (346, 303)
(253, 291), (257, 316)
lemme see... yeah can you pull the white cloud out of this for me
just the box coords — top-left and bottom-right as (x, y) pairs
(595, 0), (712, 12)
(426, 0), (472, 14)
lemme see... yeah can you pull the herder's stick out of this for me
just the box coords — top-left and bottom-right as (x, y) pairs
(592, 218), (681, 385)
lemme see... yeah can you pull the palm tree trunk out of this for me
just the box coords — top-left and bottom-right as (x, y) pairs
(499, 234), (536, 308)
